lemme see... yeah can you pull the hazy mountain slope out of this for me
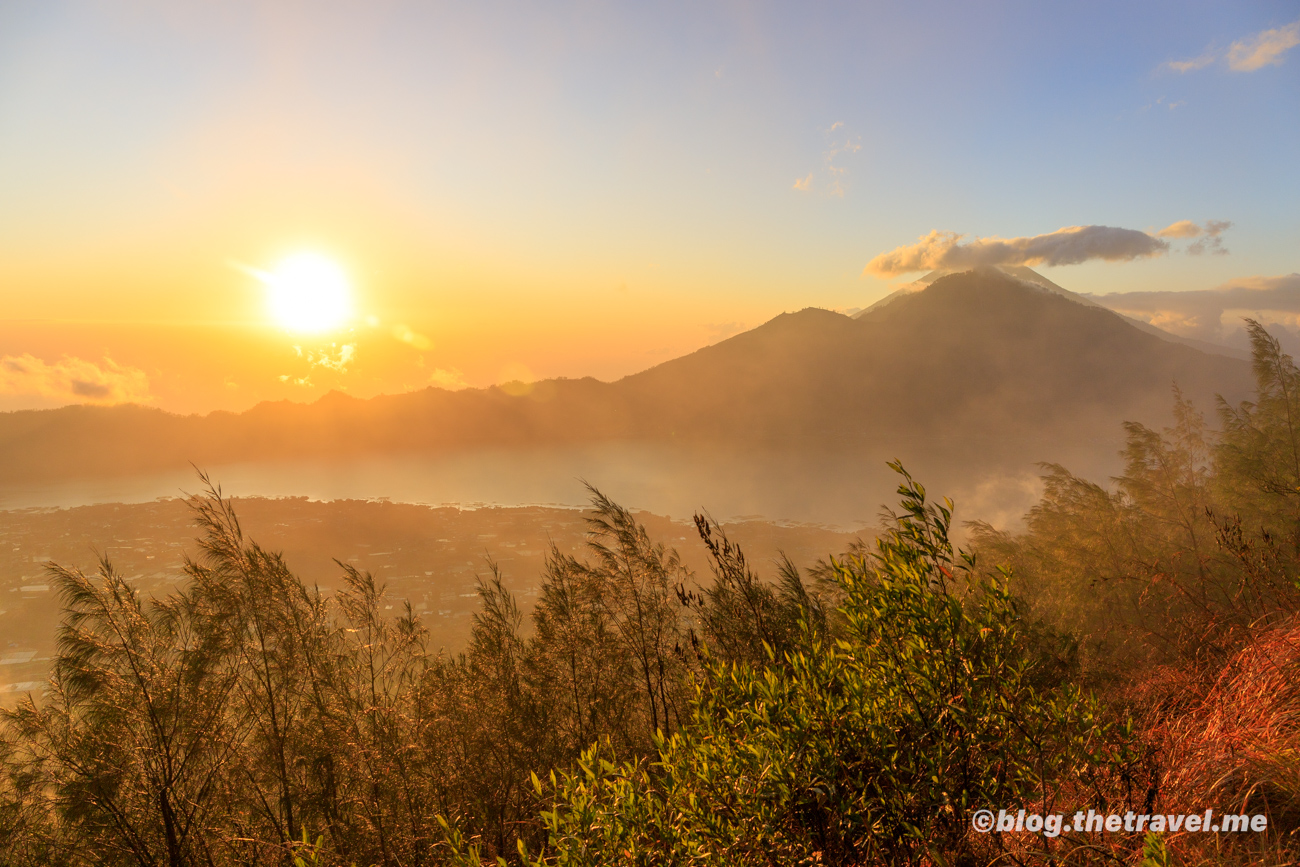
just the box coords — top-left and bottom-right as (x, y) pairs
(0, 378), (632, 483)
(859, 265), (1245, 359)
(618, 267), (1249, 446)
(860, 268), (1246, 426)
(0, 268), (1253, 485)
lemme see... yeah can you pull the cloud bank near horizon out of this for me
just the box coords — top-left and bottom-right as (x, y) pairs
(1089, 273), (1300, 351)
(0, 354), (152, 406)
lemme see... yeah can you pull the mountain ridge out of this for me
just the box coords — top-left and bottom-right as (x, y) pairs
(861, 265), (1246, 359)
(0, 268), (1254, 486)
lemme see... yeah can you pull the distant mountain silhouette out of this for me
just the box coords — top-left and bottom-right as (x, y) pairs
(0, 267), (1253, 485)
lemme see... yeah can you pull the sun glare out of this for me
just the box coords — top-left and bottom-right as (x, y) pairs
(263, 252), (353, 333)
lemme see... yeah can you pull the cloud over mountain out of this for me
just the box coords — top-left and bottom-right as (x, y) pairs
(864, 226), (1170, 277)
(1089, 273), (1300, 350)
(0, 354), (152, 405)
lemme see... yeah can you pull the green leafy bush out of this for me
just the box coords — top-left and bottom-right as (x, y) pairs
(445, 466), (1113, 866)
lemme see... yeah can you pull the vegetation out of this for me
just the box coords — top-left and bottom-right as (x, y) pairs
(443, 473), (1119, 867)
(2, 320), (1299, 865)
(970, 321), (1300, 862)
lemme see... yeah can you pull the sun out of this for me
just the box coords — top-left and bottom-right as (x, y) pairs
(261, 252), (353, 333)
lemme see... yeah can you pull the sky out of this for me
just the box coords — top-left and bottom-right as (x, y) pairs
(1, 0), (1298, 414)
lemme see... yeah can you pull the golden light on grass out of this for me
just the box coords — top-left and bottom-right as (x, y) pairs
(259, 252), (353, 333)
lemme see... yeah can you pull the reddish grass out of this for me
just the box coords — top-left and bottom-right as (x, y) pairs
(1134, 616), (1300, 863)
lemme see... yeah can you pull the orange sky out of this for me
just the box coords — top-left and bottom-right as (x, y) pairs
(2, 1), (1297, 415)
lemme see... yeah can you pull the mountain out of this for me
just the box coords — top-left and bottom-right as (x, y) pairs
(616, 266), (1248, 448)
(0, 267), (1254, 487)
(862, 265), (1247, 358)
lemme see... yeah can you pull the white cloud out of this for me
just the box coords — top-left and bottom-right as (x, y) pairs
(1089, 273), (1300, 348)
(1227, 20), (1300, 71)
(0, 355), (151, 405)
(864, 225), (1170, 277)
(312, 343), (354, 372)
(292, 343), (355, 373)
(1154, 219), (1232, 254)
(1166, 53), (1216, 73)
(1163, 19), (1299, 74)
(1157, 220), (1202, 239)
(794, 123), (862, 197)
(429, 367), (468, 390)
(1186, 219), (1232, 255)
(1213, 274), (1300, 293)
(822, 122), (861, 198)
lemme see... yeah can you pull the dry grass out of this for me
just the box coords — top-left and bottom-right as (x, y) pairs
(1132, 616), (1300, 864)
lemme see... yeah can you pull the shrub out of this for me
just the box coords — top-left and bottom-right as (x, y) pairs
(445, 466), (1114, 867)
